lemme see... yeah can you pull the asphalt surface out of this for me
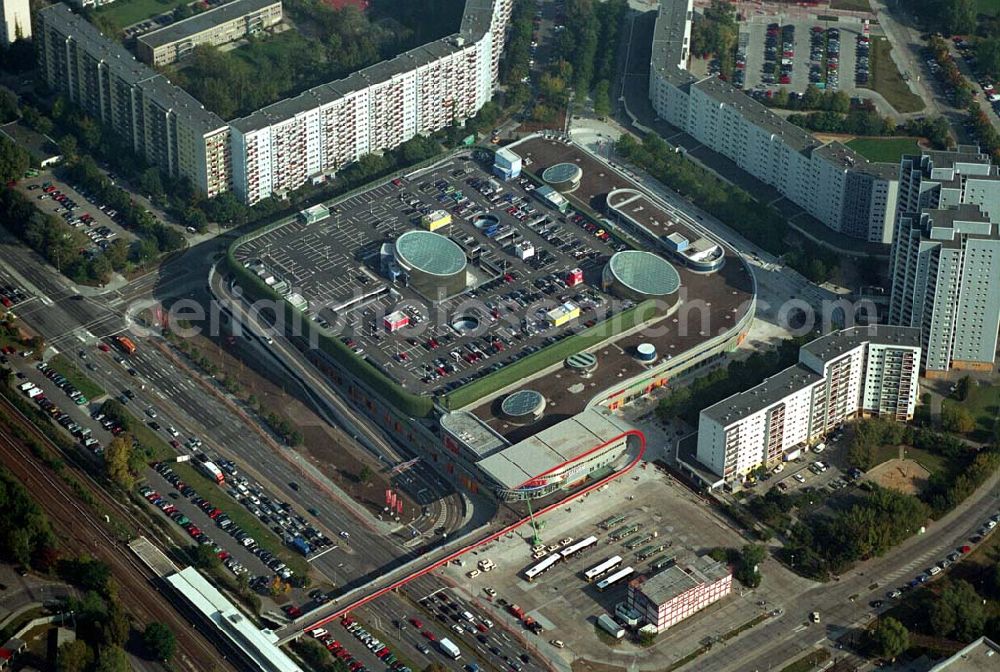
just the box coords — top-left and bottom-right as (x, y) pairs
(0, 234), (456, 596)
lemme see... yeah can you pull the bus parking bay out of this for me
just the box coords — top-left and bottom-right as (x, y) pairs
(435, 464), (749, 656)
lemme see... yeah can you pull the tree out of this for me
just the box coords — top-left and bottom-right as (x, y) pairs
(736, 544), (765, 588)
(0, 88), (18, 123)
(142, 622), (176, 661)
(0, 135), (29, 183)
(358, 465), (373, 484)
(873, 617), (909, 660)
(58, 134), (79, 161)
(139, 168), (164, 198)
(104, 434), (134, 490)
(931, 580), (986, 641)
(192, 542), (220, 570)
(57, 640), (94, 672)
(592, 79), (612, 118)
(943, 0), (977, 35)
(955, 376), (972, 401)
(104, 601), (130, 646)
(941, 404), (975, 434)
(94, 645), (130, 672)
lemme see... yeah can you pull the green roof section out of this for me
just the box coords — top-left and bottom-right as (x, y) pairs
(394, 230), (467, 276)
(607, 250), (681, 296)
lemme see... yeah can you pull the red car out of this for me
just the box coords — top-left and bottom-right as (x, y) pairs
(409, 616), (423, 628)
(284, 605), (302, 617)
(97, 343), (110, 352)
(422, 630), (436, 641)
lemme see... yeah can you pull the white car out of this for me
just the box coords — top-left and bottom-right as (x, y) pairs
(167, 426), (179, 436)
(793, 473), (806, 483)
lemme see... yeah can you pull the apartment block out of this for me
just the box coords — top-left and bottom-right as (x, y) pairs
(626, 556), (732, 633)
(36, 4), (231, 197)
(696, 326), (921, 484)
(0, 0), (30, 44)
(137, 0), (283, 66)
(889, 204), (1000, 375)
(230, 0), (508, 204)
(649, 0), (898, 243)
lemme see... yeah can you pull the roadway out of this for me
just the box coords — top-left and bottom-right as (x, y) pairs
(0, 232), (461, 594)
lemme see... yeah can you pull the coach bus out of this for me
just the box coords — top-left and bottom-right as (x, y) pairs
(523, 553), (561, 582)
(596, 566), (634, 592)
(584, 555), (623, 582)
(559, 535), (598, 560)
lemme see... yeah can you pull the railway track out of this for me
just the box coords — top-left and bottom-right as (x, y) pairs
(0, 393), (237, 672)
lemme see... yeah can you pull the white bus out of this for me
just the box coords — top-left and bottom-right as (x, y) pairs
(523, 553), (561, 582)
(560, 535), (598, 559)
(584, 555), (623, 582)
(596, 566), (634, 592)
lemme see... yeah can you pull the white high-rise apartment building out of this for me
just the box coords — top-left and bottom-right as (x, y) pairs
(0, 0), (30, 44)
(230, 0), (509, 204)
(697, 327), (921, 485)
(649, 0), (898, 243)
(36, 0), (511, 204)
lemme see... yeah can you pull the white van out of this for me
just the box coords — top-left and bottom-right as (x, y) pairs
(309, 628), (328, 639)
(462, 610), (475, 623)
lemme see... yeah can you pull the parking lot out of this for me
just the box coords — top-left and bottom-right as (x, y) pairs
(234, 151), (632, 396)
(738, 17), (863, 96)
(16, 174), (137, 254)
(427, 465), (762, 667)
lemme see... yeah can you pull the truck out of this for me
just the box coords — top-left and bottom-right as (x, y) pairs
(25, 386), (42, 399)
(17, 381), (34, 392)
(438, 638), (461, 660)
(597, 614), (625, 639)
(290, 535), (312, 556)
(197, 460), (225, 484)
(783, 448), (802, 462)
(508, 604), (525, 619)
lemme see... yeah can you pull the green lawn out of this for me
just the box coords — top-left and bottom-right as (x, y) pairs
(947, 384), (1000, 443)
(871, 443), (948, 477)
(845, 137), (922, 163)
(863, 37), (925, 114)
(47, 354), (104, 401)
(830, 0), (871, 11)
(976, 0), (1000, 17)
(95, 0), (193, 29)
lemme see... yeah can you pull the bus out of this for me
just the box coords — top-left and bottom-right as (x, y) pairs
(114, 335), (136, 355)
(523, 553), (561, 582)
(584, 556), (622, 582)
(596, 566), (634, 592)
(560, 535), (598, 560)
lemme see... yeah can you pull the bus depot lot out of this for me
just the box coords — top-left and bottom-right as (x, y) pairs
(437, 467), (754, 664)
(233, 152), (629, 397)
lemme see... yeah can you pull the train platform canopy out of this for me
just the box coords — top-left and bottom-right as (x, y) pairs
(166, 567), (303, 672)
(476, 408), (633, 490)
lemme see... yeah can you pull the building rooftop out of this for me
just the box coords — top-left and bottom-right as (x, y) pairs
(929, 637), (1000, 671)
(632, 555), (730, 605)
(138, 0), (282, 49)
(440, 411), (510, 459)
(232, 0), (496, 132)
(166, 567), (302, 672)
(475, 408), (634, 489)
(137, 74), (229, 134)
(394, 230), (467, 276)
(606, 250), (681, 296)
(0, 121), (61, 165)
(693, 77), (821, 155)
(812, 141), (897, 179)
(800, 325), (922, 363)
(703, 325), (923, 427)
(650, 0), (696, 87)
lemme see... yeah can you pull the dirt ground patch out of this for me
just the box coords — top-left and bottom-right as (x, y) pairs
(864, 458), (930, 495)
(183, 333), (410, 515)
